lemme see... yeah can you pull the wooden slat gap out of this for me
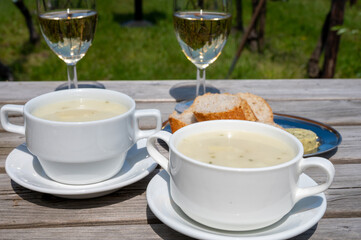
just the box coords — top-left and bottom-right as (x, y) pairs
(325, 212), (361, 218)
(0, 218), (158, 230)
(327, 122), (361, 126)
(331, 159), (361, 165)
(0, 101), (27, 105)
(329, 186), (361, 190)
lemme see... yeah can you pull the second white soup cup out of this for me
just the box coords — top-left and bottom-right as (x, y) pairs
(147, 120), (335, 231)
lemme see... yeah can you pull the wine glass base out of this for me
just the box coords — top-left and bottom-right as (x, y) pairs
(169, 81), (220, 102)
(55, 82), (105, 91)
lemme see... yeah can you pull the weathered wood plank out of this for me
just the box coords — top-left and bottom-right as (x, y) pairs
(305, 164), (361, 189)
(290, 218), (361, 240)
(0, 132), (25, 148)
(0, 80), (360, 239)
(0, 223), (194, 240)
(305, 165), (361, 218)
(0, 218), (360, 240)
(102, 79), (361, 101)
(269, 100), (361, 126)
(0, 79), (360, 102)
(0, 171), (158, 229)
(331, 126), (361, 164)
(0, 164), (360, 229)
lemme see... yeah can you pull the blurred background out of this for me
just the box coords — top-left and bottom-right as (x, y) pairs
(0, 0), (360, 82)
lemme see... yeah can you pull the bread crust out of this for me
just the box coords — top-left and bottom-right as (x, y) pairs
(192, 93), (257, 122)
(237, 92), (273, 123)
(168, 92), (279, 132)
(169, 105), (197, 132)
(194, 103), (257, 121)
(169, 112), (187, 133)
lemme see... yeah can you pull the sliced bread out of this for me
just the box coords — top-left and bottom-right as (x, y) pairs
(237, 92), (273, 123)
(192, 93), (258, 122)
(168, 92), (280, 132)
(169, 106), (197, 132)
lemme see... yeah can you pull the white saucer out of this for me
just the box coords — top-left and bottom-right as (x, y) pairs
(5, 139), (157, 199)
(146, 170), (327, 240)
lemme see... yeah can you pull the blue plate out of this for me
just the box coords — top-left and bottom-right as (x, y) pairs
(274, 113), (342, 157)
(162, 113), (342, 157)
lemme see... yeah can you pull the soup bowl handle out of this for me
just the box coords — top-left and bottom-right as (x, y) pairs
(0, 104), (25, 135)
(295, 157), (335, 202)
(134, 109), (162, 141)
(146, 131), (172, 174)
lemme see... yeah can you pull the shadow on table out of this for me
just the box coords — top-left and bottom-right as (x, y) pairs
(317, 147), (338, 159)
(289, 224), (317, 239)
(113, 10), (166, 26)
(169, 81), (220, 102)
(146, 199), (318, 240)
(144, 171), (322, 240)
(11, 179), (145, 209)
(146, 206), (195, 240)
(10, 144), (149, 209)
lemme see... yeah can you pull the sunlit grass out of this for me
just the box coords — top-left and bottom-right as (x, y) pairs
(0, 0), (360, 81)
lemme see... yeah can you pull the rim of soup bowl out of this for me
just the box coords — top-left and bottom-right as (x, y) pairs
(23, 89), (136, 126)
(169, 120), (304, 172)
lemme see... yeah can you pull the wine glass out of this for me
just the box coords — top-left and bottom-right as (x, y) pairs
(173, 0), (232, 112)
(37, 0), (100, 90)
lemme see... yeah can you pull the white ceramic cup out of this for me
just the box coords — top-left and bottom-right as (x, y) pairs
(1, 89), (162, 185)
(147, 120), (335, 231)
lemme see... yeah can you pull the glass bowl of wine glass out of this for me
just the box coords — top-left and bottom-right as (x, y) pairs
(172, 0), (232, 112)
(37, 0), (103, 90)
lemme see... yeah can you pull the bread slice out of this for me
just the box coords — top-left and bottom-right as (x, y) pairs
(192, 93), (258, 122)
(237, 92), (273, 123)
(169, 106), (197, 133)
(168, 92), (281, 132)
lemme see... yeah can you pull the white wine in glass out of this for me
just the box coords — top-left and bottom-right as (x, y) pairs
(173, 0), (232, 112)
(37, 0), (99, 90)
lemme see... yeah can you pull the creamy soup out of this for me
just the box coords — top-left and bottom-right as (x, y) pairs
(32, 98), (129, 122)
(177, 130), (296, 168)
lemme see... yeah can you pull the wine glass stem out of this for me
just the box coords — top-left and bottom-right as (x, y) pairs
(196, 68), (206, 96)
(67, 64), (78, 89)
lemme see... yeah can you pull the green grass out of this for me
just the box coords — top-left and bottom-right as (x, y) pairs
(0, 0), (360, 81)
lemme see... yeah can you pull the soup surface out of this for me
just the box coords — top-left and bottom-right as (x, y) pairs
(177, 130), (296, 168)
(32, 98), (128, 122)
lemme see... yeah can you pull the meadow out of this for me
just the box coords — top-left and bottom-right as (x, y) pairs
(0, 0), (360, 82)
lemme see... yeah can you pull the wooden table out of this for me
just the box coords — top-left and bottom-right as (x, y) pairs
(0, 79), (360, 239)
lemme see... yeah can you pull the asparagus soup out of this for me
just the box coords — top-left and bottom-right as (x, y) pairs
(32, 98), (128, 122)
(177, 130), (296, 168)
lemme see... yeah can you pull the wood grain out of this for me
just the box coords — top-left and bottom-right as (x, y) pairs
(0, 80), (360, 239)
(0, 218), (360, 240)
(1, 164), (360, 228)
(1, 79), (361, 102)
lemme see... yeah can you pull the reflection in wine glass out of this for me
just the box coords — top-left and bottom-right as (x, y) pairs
(37, 0), (102, 90)
(173, 0), (232, 112)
